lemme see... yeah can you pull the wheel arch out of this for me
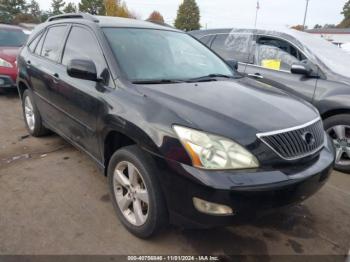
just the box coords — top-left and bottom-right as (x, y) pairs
(17, 80), (30, 100)
(103, 130), (137, 176)
(321, 108), (350, 120)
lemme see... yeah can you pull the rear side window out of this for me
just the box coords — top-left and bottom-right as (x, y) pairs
(211, 33), (253, 63)
(35, 31), (45, 55)
(28, 32), (43, 52)
(41, 26), (67, 61)
(62, 26), (107, 74)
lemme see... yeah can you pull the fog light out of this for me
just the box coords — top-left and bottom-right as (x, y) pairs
(193, 197), (233, 215)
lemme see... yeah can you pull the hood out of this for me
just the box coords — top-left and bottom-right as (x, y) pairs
(333, 74), (350, 86)
(0, 47), (20, 63)
(135, 78), (319, 144)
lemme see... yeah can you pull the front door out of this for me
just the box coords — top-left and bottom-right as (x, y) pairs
(49, 25), (112, 160)
(244, 35), (318, 103)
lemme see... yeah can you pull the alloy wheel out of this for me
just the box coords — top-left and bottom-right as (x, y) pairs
(24, 96), (35, 131)
(327, 125), (350, 167)
(113, 161), (149, 226)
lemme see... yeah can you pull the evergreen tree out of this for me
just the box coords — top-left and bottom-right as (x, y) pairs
(338, 0), (350, 28)
(79, 0), (105, 15)
(51, 0), (65, 15)
(40, 11), (52, 22)
(342, 0), (350, 19)
(28, 0), (41, 17)
(63, 2), (77, 13)
(174, 0), (200, 31)
(0, 0), (27, 16)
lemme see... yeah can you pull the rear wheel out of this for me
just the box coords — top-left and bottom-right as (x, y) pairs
(324, 114), (350, 174)
(22, 89), (49, 137)
(107, 145), (168, 238)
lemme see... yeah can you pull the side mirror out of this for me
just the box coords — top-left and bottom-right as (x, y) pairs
(67, 59), (98, 81)
(226, 60), (238, 71)
(291, 62), (312, 76)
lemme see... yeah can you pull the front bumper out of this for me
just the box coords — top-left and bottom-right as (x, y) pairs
(152, 134), (335, 228)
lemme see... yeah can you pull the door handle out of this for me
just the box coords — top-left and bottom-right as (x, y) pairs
(248, 73), (264, 79)
(52, 73), (59, 84)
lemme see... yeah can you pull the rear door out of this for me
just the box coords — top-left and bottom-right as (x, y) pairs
(49, 25), (112, 159)
(244, 35), (318, 102)
(26, 25), (68, 124)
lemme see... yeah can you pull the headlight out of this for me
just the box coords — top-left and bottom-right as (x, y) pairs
(173, 125), (259, 170)
(0, 58), (13, 68)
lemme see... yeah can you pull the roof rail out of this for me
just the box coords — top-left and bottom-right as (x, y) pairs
(47, 13), (99, 23)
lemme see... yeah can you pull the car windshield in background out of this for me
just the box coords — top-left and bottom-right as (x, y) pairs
(103, 28), (234, 83)
(292, 30), (350, 76)
(0, 29), (27, 47)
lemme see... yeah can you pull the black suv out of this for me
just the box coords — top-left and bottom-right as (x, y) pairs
(190, 28), (350, 173)
(17, 14), (334, 238)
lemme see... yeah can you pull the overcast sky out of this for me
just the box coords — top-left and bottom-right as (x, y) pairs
(37, 0), (346, 29)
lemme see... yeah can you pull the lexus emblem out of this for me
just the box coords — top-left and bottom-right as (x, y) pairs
(302, 132), (315, 146)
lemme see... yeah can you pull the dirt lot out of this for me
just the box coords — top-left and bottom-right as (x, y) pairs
(0, 91), (349, 257)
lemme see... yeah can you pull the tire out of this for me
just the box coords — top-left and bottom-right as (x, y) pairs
(324, 114), (350, 174)
(107, 145), (168, 238)
(22, 89), (50, 137)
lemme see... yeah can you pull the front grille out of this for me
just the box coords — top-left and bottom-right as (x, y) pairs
(257, 118), (325, 160)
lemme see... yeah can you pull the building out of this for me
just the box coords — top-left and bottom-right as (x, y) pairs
(306, 28), (350, 46)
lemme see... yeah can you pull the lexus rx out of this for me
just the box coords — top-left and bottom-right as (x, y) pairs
(17, 14), (335, 238)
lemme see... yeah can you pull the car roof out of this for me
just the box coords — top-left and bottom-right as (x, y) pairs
(95, 16), (179, 31)
(189, 27), (302, 37)
(0, 24), (25, 31)
(44, 13), (180, 32)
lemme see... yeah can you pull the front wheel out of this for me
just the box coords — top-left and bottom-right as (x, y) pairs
(107, 145), (168, 238)
(324, 114), (350, 174)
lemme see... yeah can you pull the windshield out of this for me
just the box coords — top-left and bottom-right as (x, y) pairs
(0, 28), (27, 47)
(291, 30), (350, 76)
(103, 28), (234, 82)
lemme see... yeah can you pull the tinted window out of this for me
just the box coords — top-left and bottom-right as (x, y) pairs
(103, 28), (233, 82)
(41, 26), (67, 61)
(0, 28), (27, 47)
(211, 33), (253, 63)
(28, 32), (43, 52)
(35, 31), (45, 55)
(62, 26), (106, 74)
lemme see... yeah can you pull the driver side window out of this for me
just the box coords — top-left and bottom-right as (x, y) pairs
(62, 26), (110, 84)
(255, 36), (305, 72)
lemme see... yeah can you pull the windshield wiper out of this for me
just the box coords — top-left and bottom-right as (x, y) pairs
(132, 79), (185, 84)
(186, 74), (234, 83)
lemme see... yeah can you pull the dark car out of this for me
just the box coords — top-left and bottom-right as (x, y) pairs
(17, 14), (334, 238)
(190, 28), (350, 173)
(0, 24), (28, 93)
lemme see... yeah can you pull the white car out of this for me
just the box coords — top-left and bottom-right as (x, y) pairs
(341, 43), (350, 54)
